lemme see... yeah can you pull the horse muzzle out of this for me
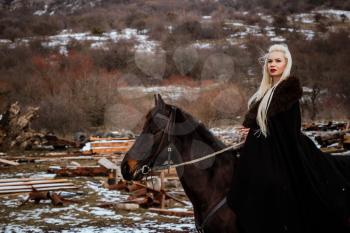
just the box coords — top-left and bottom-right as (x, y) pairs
(121, 159), (150, 181)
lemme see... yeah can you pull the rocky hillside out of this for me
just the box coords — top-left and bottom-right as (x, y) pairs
(0, 0), (349, 15)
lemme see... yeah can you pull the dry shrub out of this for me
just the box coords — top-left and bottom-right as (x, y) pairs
(90, 39), (135, 72)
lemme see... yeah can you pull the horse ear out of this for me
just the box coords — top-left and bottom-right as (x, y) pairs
(154, 94), (158, 107)
(157, 94), (165, 108)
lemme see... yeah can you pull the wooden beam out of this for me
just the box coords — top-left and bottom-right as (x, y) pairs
(89, 137), (133, 141)
(0, 158), (19, 166)
(91, 147), (130, 154)
(98, 158), (118, 170)
(91, 141), (134, 148)
(0, 183), (76, 191)
(0, 177), (56, 183)
(0, 179), (68, 187)
(148, 208), (194, 217)
(0, 186), (78, 194)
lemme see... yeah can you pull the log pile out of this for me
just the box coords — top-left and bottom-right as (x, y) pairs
(101, 178), (192, 216)
(303, 121), (348, 131)
(302, 121), (350, 153)
(0, 102), (78, 151)
(105, 171), (186, 209)
(0, 102), (43, 150)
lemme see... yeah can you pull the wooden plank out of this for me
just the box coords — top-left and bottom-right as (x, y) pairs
(0, 158), (19, 166)
(89, 137), (132, 141)
(36, 156), (94, 162)
(91, 142), (134, 148)
(0, 183), (75, 191)
(0, 177), (56, 183)
(148, 208), (194, 217)
(0, 186), (78, 194)
(0, 179), (68, 187)
(0, 189), (32, 194)
(91, 147), (130, 154)
(98, 158), (118, 170)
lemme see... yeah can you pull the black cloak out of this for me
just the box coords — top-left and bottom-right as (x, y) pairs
(227, 76), (350, 233)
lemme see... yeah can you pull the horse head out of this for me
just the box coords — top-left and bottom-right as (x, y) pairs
(121, 94), (197, 181)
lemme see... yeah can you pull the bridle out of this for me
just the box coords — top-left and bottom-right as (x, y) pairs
(132, 105), (244, 233)
(134, 105), (177, 177)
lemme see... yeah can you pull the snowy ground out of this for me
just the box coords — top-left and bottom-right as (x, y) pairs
(0, 163), (195, 233)
(0, 124), (348, 232)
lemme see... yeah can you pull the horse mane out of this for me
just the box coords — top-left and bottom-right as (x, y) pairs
(176, 106), (228, 150)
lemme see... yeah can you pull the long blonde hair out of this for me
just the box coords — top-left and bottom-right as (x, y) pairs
(247, 44), (292, 137)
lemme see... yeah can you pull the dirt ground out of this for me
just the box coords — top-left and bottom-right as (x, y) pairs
(0, 153), (196, 233)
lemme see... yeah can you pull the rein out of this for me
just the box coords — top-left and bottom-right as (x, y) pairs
(151, 140), (244, 172)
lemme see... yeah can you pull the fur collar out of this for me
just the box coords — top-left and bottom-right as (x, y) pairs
(242, 76), (303, 128)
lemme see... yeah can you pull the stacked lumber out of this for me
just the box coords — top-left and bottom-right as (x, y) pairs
(0, 177), (78, 195)
(82, 138), (135, 155)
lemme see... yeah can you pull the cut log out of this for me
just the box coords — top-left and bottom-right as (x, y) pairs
(48, 166), (109, 177)
(148, 208), (194, 217)
(98, 202), (140, 210)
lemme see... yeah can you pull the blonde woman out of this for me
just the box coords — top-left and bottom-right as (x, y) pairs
(227, 44), (350, 233)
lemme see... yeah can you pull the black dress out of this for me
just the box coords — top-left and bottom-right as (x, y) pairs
(227, 76), (350, 233)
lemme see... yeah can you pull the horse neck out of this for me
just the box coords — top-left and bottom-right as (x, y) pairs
(175, 123), (235, 221)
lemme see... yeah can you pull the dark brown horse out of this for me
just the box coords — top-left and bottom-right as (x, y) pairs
(121, 95), (239, 233)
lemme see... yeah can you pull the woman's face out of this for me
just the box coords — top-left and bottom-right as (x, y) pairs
(267, 51), (287, 78)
